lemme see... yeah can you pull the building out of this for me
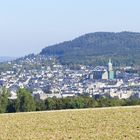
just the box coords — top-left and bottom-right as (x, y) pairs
(108, 59), (114, 80)
(93, 66), (108, 80)
(90, 59), (115, 80)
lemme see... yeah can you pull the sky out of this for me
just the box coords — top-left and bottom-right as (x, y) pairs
(0, 0), (140, 57)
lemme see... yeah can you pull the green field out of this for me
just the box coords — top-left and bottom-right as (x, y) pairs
(0, 106), (140, 140)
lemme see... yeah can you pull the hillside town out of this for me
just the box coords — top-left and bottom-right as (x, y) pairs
(0, 55), (140, 101)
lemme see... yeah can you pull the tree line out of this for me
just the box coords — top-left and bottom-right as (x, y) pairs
(0, 88), (140, 113)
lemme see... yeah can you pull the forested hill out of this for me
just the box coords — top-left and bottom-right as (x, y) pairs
(40, 32), (140, 66)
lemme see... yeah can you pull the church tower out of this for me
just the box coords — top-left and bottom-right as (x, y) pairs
(108, 58), (113, 71)
(108, 58), (114, 80)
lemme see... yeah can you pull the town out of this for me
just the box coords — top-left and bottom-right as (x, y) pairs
(0, 54), (140, 101)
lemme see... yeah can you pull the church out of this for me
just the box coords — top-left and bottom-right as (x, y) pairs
(91, 59), (114, 80)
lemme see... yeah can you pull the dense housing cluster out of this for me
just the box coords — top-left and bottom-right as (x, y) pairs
(0, 55), (140, 102)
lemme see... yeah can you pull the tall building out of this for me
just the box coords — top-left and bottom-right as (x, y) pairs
(92, 66), (108, 80)
(90, 59), (115, 80)
(108, 58), (113, 71)
(108, 58), (114, 80)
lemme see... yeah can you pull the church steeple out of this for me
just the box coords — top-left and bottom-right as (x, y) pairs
(108, 58), (113, 71)
(108, 58), (114, 80)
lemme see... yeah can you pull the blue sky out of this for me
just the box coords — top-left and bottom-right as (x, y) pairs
(0, 0), (140, 57)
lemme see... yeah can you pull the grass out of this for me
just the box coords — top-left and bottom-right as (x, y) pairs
(0, 106), (140, 140)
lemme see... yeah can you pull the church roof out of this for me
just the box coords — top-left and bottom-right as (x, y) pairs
(93, 66), (107, 72)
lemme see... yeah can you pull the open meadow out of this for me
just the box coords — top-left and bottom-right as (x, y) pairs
(0, 106), (140, 140)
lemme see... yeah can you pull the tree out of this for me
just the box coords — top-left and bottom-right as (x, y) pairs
(35, 100), (46, 111)
(45, 97), (57, 110)
(16, 88), (36, 112)
(0, 88), (9, 113)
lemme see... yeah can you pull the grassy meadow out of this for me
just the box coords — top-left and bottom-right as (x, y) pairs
(0, 106), (140, 140)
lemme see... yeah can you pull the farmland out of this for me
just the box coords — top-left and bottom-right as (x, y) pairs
(0, 106), (140, 140)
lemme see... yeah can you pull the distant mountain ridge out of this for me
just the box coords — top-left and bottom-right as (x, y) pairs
(0, 57), (17, 62)
(40, 31), (140, 66)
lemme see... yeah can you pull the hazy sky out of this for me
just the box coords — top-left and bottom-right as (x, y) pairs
(0, 0), (140, 57)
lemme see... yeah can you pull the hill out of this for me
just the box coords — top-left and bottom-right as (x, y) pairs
(0, 106), (140, 140)
(40, 32), (140, 66)
(0, 56), (17, 62)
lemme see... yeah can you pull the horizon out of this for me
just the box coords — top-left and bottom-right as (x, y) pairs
(0, 30), (138, 58)
(0, 0), (140, 57)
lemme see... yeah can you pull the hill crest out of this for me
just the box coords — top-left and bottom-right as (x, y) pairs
(40, 31), (140, 66)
